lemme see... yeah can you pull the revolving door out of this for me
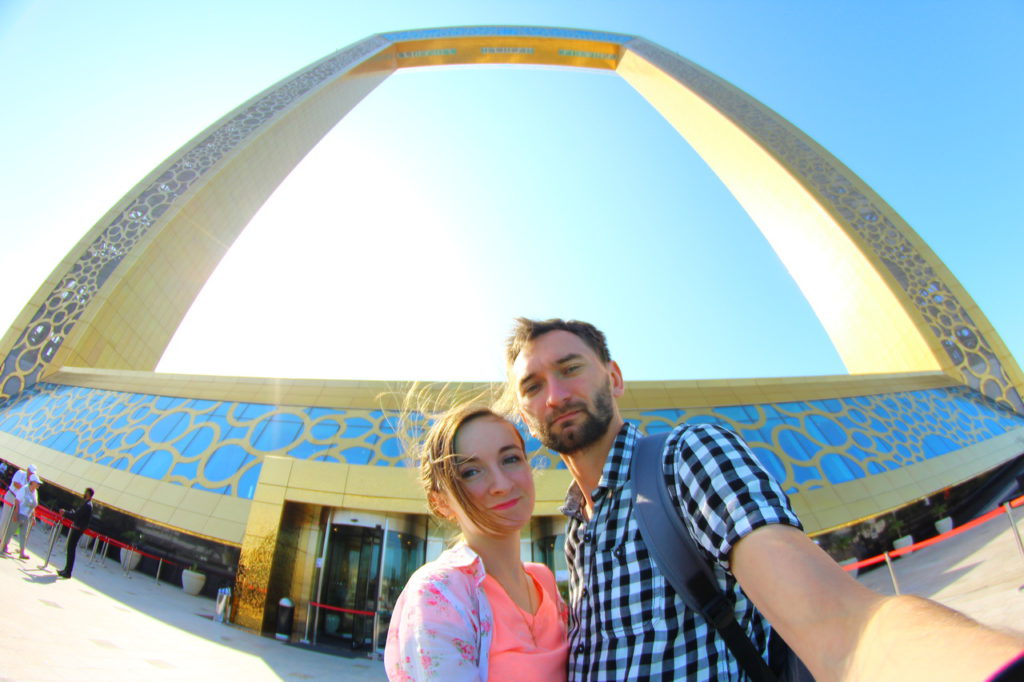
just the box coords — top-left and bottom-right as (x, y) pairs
(317, 524), (381, 649)
(312, 512), (425, 652)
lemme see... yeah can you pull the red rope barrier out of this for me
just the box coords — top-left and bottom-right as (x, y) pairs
(10, 476), (1024, 583)
(840, 491), (1024, 569)
(888, 505), (1008, 559)
(843, 554), (888, 572)
(309, 601), (376, 617)
(24, 500), (182, 567)
(235, 579), (268, 594)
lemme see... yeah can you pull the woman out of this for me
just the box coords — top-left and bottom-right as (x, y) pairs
(385, 404), (568, 681)
(5, 474), (39, 559)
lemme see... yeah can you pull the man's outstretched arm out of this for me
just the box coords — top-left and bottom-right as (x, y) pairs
(730, 524), (1023, 682)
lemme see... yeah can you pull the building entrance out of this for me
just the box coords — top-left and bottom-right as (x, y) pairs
(313, 512), (426, 652)
(318, 524), (381, 649)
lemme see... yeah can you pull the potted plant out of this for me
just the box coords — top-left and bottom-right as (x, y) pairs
(890, 517), (913, 551)
(932, 501), (954, 535)
(182, 563), (206, 595)
(120, 530), (144, 571)
(830, 533), (860, 577)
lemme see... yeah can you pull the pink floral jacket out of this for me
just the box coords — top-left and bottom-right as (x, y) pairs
(384, 544), (495, 681)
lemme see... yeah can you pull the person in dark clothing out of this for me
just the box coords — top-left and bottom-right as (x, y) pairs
(57, 487), (94, 579)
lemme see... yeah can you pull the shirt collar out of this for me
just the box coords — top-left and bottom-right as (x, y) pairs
(432, 542), (487, 586)
(560, 421), (640, 519)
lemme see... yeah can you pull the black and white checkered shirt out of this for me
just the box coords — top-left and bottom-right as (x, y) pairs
(562, 422), (803, 681)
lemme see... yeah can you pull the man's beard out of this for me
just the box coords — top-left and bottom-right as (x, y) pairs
(535, 379), (614, 455)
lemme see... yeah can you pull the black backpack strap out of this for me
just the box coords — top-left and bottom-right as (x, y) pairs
(632, 430), (778, 682)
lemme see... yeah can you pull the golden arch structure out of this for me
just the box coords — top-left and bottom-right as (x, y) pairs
(1, 27), (1022, 634)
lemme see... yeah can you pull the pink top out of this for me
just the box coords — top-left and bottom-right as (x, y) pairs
(481, 564), (568, 681)
(384, 544), (567, 681)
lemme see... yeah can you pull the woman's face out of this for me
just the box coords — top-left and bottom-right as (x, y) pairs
(441, 416), (535, 536)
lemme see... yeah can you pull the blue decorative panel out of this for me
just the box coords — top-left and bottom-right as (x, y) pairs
(0, 382), (1021, 499)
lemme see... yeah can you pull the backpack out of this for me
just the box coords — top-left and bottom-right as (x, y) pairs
(630, 430), (815, 682)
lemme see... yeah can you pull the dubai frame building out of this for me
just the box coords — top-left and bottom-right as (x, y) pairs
(2, 27), (1023, 647)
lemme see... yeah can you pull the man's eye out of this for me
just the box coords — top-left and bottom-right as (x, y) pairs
(563, 365), (581, 375)
(523, 384), (539, 396)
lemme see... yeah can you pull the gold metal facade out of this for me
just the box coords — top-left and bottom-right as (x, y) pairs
(1, 27), (1019, 411)
(0, 27), (1021, 632)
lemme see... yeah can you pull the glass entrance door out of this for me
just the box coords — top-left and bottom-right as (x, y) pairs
(376, 529), (425, 650)
(318, 524), (382, 650)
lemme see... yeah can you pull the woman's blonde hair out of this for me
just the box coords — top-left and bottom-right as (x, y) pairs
(415, 400), (525, 536)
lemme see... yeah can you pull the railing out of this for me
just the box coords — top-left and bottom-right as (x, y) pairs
(5, 485), (1023, 642)
(1, 490), (184, 584)
(838, 493), (1024, 595)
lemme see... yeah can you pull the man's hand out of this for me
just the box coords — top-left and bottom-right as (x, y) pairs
(730, 524), (1023, 682)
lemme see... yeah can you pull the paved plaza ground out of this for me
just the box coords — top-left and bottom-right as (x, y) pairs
(1, 507), (1022, 681)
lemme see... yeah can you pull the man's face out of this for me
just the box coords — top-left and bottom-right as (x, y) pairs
(511, 330), (623, 455)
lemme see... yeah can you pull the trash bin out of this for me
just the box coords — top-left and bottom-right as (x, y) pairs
(215, 587), (232, 623)
(275, 597), (294, 641)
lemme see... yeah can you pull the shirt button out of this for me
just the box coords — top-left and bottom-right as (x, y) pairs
(575, 644), (585, 655)
(583, 532), (593, 543)
(614, 546), (624, 558)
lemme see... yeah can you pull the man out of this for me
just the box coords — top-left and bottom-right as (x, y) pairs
(1, 463), (37, 553)
(58, 487), (94, 579)
(506, 317), (1023, 681)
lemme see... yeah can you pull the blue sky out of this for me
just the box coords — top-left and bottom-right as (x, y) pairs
(1, 1), (1021, 383)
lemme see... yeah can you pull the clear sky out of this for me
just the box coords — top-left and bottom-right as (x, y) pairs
(1, 1), (1021, 383)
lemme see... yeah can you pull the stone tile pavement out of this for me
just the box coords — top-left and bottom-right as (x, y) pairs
(854, 504), (1024, 638)
(0, 527), (386, 681)
(1, 506), (1022, 681)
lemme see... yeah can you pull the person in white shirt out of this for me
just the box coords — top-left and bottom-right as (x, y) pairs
(4, 475), (40, 559)
(1, 464), (36, 553)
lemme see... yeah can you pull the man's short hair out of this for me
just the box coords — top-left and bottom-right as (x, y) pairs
(505, 317), (612, 371)
(85, 487), (95, 498)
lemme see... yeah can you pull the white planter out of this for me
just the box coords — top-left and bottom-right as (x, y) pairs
(120, 547), (142, 571)
(892, 534), (913, 551)
(934, 517), (954, 535)
(181, 569), (206, 595)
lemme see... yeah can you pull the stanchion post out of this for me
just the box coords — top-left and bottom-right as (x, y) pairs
(155, 557), (163, 586)
(312, 604), (321, 646)
(41, 518), (61, 568)
(883, 551), (901, 595)
(1003, 502), (1024, 562)
(88, 534), (99, 564)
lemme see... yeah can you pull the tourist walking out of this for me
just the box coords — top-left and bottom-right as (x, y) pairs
(3, 474), (40, 558)
(1, 464), (37, 554)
